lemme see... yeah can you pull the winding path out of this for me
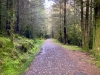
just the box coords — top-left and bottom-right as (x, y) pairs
(24, 39), (100, 75)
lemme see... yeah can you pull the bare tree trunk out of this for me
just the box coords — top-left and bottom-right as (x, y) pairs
(59, 1), (62, 42)
(74, 0), (76, 45)
(85, 0), (89, 51)
(9, 0), (14, 45)
(63, 0), (67, 44)
(89, 0), (93, 49)
(81, 0), (85, 50)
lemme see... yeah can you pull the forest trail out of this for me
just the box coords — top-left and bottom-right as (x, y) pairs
(24, 39), (100, 75)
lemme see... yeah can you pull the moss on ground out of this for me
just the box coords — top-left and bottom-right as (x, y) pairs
(0, 35), (44, 75)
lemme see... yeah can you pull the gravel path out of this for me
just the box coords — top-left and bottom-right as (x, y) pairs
(24, 39), (100, 75)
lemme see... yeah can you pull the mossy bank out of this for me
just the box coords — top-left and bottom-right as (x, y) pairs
(0, 35), (44, 75)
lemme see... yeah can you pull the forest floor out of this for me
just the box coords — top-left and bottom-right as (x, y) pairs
(23, 39), (100, 75)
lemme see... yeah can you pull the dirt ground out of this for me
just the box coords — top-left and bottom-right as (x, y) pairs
(24, 39), (100, 75)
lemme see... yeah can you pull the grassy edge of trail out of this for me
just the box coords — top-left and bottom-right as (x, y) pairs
(52, 39), (82, 51)
(0, 35), (45, 75)
(20, 38), (45, 75)
(52, 39), (100, 68)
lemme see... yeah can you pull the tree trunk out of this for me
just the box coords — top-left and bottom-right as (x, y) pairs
(81, 0), (85, 50)
(63, 0), (67, 44)
(74, 0), (76, 45)
(59, 1), (62, 43)
(89, 0), (93, 49)
(9, 0), (14, 45)
(85, 0), (89, 51)
(93, 0), (100, 56)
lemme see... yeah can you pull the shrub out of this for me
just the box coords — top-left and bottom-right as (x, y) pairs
(14, 34), (19, 38)
(21, 43), (28, 52)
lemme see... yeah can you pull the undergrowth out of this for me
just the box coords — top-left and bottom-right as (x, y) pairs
(89, 50), (100, 68)
(52, 39), (82, 51)
(0, 35), (44, 75)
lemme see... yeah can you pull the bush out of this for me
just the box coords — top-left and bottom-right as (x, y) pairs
(67, 25), (82, 46)
(21, 43), (28, 52)
(0, 36), (44, 75)
(14, 34), (19, 38)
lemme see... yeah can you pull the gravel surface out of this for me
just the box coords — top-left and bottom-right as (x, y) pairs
(24, 39), (100, 75)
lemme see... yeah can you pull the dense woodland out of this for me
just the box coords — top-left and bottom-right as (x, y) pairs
(0, 0), (46, 39)
(49, 0), (100, 54)
(0, 0), (100, 74)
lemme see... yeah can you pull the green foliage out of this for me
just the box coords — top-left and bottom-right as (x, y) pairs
(52, 39), (82, 51)
(0, 0), (46, 39)
(67, 24), (82, 46)
(0, 36), (44, 75)
(0, 1), (7, 16)
(0, 37), (12, 48)
(0, 40), (3, 48)
(0, 0), (10, 35)
(63, 45), (82, 51)
(1, 58), (20, 75)
(89, 50), (100, 68)
(21, 43), (28, 52)
(14, 34), (19, 38)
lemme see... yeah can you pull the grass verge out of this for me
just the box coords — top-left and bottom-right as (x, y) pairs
(0, 35), (44, 75)
(52, 39), (82, 51)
